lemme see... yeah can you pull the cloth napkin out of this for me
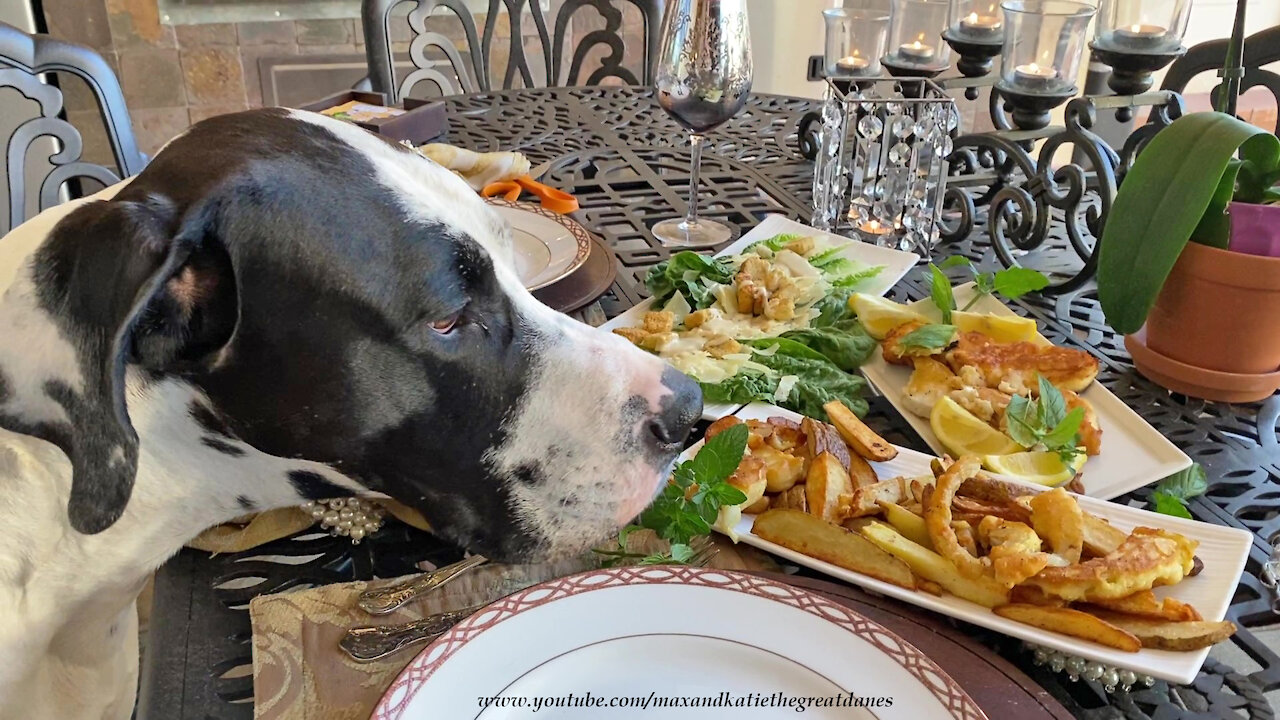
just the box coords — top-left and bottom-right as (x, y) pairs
(415, 144), (531, 190)
(248, 534), (779, 719)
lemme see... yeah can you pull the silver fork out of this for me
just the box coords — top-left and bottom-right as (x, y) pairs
(340, 541), (719, 663)
(356, 555), (488, 616)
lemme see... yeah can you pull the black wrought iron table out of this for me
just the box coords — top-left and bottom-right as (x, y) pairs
(137, 86), (1280, 720)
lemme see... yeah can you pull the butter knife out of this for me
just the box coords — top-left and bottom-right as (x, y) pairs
(357, 555), (488, 616)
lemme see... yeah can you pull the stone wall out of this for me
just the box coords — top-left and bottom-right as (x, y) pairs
(44, 0), (647, 166)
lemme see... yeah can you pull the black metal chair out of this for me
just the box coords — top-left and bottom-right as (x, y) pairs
(0, 21), (145, 234)
(1161, 25), (1280, 135)
(361, 0), (663, 103)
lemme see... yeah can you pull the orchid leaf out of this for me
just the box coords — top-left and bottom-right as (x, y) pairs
(1097, 113), (1280, 335)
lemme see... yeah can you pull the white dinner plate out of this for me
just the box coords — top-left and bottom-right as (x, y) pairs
(488, 200), (592, 290)
(601, 214), (920, 420)
(859, 281), (1192, 499)
(372, 566), (987, 720)
(704, 403), (1250, 685)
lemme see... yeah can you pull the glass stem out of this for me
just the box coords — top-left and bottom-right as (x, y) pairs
(687, 133), (705, 227)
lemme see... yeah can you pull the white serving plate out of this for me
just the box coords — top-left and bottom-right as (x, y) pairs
(601, 214), (920, 420)
(488, 200), (592, 290)
(698, 403), (1249, 686)
(372, 566), (986, 720)
(859, 281), (1191, 500)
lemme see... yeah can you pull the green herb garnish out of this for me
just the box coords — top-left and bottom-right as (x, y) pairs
(934, 256), (1049, 312)
(598, 424), (749, 566)
(928, 263), (956, 323)
(1004, 375), (1085, 464)
(1148, 464), (1208, 520)
(895, 323), (958, 352)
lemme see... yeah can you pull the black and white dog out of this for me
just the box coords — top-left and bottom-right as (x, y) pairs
(0, 108), (700, 719)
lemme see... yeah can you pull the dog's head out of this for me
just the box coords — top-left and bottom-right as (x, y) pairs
(0, 108), (700, 561)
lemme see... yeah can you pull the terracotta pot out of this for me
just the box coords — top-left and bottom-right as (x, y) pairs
(1144, 240), (1280, 376)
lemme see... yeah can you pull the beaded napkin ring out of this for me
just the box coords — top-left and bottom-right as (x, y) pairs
(1025, 642), (1155, 692)
(303, 498), (386, 543)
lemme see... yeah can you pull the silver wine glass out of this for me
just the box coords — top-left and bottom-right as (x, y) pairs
(652, 0), (753, 247)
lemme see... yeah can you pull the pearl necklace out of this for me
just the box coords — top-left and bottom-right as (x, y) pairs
(302, 498), (386, 543)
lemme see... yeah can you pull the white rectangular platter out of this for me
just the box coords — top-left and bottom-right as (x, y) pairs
(600, 214), (920, 420)
(859, 281), (1191, 500)
(698, 402), (1250, 686)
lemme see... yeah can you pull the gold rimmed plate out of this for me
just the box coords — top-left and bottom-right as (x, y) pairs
(487, 199), (592, 291)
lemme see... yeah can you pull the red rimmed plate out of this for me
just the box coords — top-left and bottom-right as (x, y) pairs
(487, 199), (592, 290)
(372, 566), (986, 720)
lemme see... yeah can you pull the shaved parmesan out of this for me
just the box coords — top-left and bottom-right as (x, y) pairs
(751, 343), (780, 357)
(773, 250), (820, 279)
(662, 292), (691, 325)
(774, 375), (799, 402)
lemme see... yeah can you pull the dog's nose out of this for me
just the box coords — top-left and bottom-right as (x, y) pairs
(646, 367), (703, 449)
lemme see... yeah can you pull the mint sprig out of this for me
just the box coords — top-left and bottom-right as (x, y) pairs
(1149, 464), (1208, 520)
(598, 423), (749, 566)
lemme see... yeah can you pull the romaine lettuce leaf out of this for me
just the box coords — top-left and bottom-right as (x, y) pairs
(644, 251), (734, 308)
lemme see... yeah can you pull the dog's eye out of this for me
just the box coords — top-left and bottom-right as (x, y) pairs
(429, 313), (460, 334)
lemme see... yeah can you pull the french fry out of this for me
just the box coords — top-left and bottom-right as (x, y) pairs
(1086, 612), (1236, 651)
(806, 452), (853, 522)
(847, 452), (879, 489)
(752, 510), (915, 590)
(879, 501), (933, 549)
(952, 520), (978, 556)
(952, 495), (1031, 524)
(993, 604), (1141, 652)
(773, 485), (808, 513)
(823, 400), (898, 461)
(917, 577), (944, 596)
(846, 478), (907, 517)
(1083, 591), (1202, 622)
(1081, 511), (1128, 557)
(743, 496), (770, 515)
(1009, 585), (1068, 607)
(860, 522), (1010, 607)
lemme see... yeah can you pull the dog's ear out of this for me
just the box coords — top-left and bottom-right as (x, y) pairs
(34, 194), (238, 533)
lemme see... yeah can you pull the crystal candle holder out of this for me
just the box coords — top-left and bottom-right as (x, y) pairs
(811, 78), (958, 255)
(883, 0), (952, 77)
(823, 8), (890, 80)
(949, 0), (1005, 42)
(995, 0), (1095, 128)
(1093, 0), (1190, 55)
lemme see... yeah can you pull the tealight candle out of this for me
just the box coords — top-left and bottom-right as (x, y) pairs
(856, 218), (894, 241)
(897, 40), (936, 63)
(958, 12), (1003, 39)
(1013, 62), (1060, 90)
(835, 55), (871, 74)
(1111, 23), (1169, 51)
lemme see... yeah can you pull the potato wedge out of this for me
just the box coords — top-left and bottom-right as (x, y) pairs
(1084, 591), (1202, 622)
(1081, 511), (1128, 558)
(743, 496), (770, 515)
(1009, 585), (1067, 607)
(879, 501), (933, 549)
(917, 577), (944, 596)
(993, 604), (1141, 652)
(847, 452), (879, 490)
(842, 516), (876, 533)
(753, 509), (915, 590)
(773, 485), (808, 513)
(806, 452), (853, 522)
(802, 417), (853, 471)
(754, 444), (807, 493)
(847, 478), (908, 517)
(1087, 612), (1236, 651)
(860, 522), (1010, 607)
(823, 400), (898, 461)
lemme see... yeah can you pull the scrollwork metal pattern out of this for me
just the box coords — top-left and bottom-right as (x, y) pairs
(363, 0), (661, 103)
(0, 24), (144, 233)
(139, 87), (1280, 720)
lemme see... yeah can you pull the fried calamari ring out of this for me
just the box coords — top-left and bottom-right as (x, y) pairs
(924, 455), (991, 579)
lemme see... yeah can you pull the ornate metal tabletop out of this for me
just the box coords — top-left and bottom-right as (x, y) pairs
(138, 86), (1279, 720)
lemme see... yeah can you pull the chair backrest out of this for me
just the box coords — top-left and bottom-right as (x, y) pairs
(362, 0), (662, 103)
(0, 22), (145, 235)
(1161, 25), (1280, 135)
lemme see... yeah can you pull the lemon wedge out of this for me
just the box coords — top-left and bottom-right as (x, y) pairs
(849, 293), (927, 340)
(981, 450), (1087, 487)
(930, 396), (1023, 457)
(951, 310), (1039, 343)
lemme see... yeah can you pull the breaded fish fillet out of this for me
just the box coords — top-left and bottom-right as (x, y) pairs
(902, 357), (955, 417)
(944, 332), (1099, 394)
(1023, 527), (1197, 602)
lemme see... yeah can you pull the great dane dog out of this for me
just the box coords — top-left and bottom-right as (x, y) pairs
(0, 108), (701, 719)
